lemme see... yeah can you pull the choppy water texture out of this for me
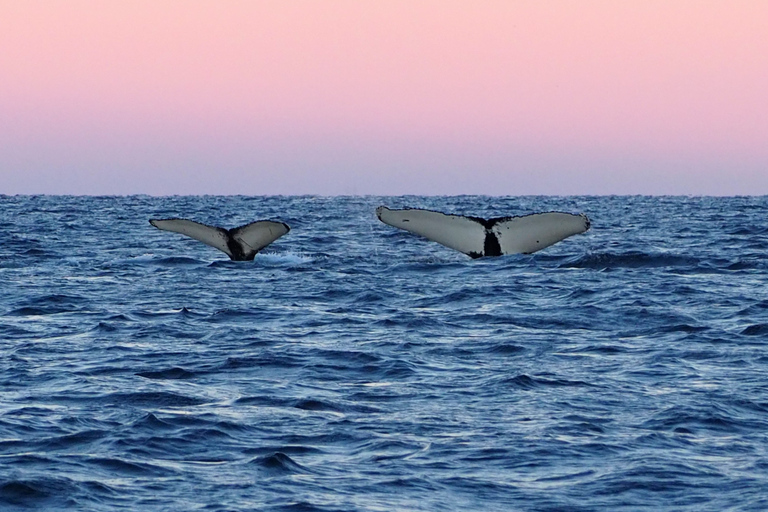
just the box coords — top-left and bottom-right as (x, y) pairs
(2, 195), (768, 511)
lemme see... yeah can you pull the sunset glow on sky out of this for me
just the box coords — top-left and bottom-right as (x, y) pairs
(1, 1), (766, 195)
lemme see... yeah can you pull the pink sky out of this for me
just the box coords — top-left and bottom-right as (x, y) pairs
(1, 1), (766, 195)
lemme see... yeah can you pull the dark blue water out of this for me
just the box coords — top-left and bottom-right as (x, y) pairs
(2, 195), (767, 511)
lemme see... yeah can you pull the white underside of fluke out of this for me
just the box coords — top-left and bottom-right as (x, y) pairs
(376, 206), (589, 257)
(149, 218), (289, 260)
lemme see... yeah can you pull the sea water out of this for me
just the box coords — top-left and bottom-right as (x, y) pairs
(1, 195), (767, 511)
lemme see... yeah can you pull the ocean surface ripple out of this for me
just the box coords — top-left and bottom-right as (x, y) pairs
(1, 195), (767, 511)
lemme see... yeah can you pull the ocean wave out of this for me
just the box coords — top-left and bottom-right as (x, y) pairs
(3, 195), (768, 511)
(248, 452), (314, 474)
(561, 251), (702, 269)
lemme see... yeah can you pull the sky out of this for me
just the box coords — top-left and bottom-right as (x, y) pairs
(1, 0), (766, 196)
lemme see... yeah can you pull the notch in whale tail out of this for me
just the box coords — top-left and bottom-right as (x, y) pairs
(149, 218), (290, 261)
(376, 206), (590, 258)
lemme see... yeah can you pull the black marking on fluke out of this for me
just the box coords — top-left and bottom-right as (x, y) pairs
(226, 234), (249, 261)
(482, 232), (502, 258)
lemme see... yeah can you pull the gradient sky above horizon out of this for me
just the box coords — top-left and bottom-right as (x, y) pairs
(1, 1), (766, 196)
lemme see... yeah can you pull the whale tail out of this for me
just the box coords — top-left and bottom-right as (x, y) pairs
(149, 218), (290, 261)
(376, 206), (589, 258)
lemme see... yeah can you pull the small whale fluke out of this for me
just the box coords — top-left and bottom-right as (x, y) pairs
(149, 218), (290, 261)
(376, 206), (590, 259)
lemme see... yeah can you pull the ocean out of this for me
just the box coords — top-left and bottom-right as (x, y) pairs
(1, 195), (767, 511)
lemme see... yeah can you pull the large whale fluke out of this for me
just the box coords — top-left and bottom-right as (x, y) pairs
(149, 218), (290, 261)
(376, 206), (590, 258)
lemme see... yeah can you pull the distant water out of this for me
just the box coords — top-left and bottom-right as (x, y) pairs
(2, 195), (768, 511)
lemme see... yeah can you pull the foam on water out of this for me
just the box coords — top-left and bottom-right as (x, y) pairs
(257, 251), (316, 266)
